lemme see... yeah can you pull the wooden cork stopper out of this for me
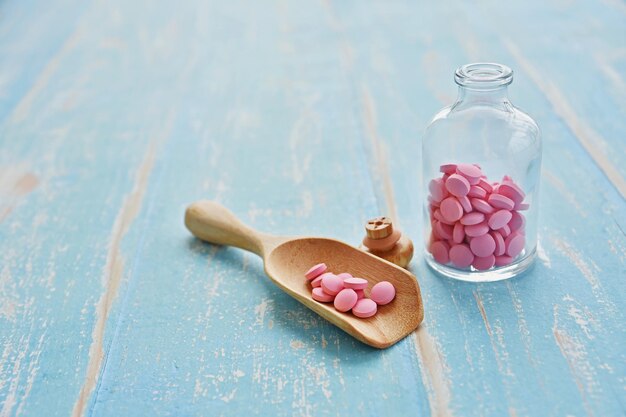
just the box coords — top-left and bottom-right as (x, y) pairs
(365, 216), (394, 239)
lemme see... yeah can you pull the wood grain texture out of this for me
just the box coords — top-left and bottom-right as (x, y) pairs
(0, 0), (624, 416)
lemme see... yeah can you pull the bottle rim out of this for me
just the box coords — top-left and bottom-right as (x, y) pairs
(455, 63), (513, 89)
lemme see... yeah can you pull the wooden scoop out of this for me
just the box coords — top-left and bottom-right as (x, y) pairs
(184, 201), (424, 349)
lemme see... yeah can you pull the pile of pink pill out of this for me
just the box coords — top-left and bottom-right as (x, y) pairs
(304, 263), (396, 318)
(427, 163), (528, 270)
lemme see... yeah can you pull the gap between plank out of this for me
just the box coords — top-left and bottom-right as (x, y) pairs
(70, 113), (174, 417)
(361, 84), (454, 417)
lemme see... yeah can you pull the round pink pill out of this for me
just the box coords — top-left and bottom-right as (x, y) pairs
(478, 178), (493, 193)
(352, 299), (377, 318)
(491, 231), (506, 256)
(355, 289), (365, 299)
(453, 222), (465, 244)
(312, 287), (334, 302)
(499, 182), (525, 204)
(316, 272), (335, 283)
(440, 163), (457, 174)
(370, 281), (396, 305)
(470, 198), (495, 214)
(431, 221), (443, 240)
(433, 210), (445, 224)
(449, 244), (474, 268)
(321, 274), (344, 296)
(311, 275), (324, 288)
(488, 194), (515, 210)
(468, 185), (487, 199)
(498, 224), (511, 237)
(470, 233), (496, 257)
(465, 222), (489, 237)
(445, 174), (471, 197)
(505, 232), (525, 258)
(343, 277), (368, 290)
(434, 210), (455, 226)
(428, 178), (447, 202)
(516, 202), (530, 211)
(337, 272), (353, 280)
(508, 211), (525, 232)
(334, 289), (358, 312)
(473, 254), (495, 271)
(440, 197), (464, 222)
(430, 240), (450, 264)
(435, 221), (453, 240)
(460, 212), (485, 225)
(495, 255), (514, 267)
(458, 195), (473, 213)
(456, 163), (482, 184)
(305, 263), (327, 280)
(428, 197), (440, 208)
(488, 209), (513, 230)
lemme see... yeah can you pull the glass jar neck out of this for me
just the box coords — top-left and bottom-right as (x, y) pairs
(453, 63), (513, 109)
(456, 85), (511, 106)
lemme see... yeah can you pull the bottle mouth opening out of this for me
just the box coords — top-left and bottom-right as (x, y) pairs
(455, 63), (513, 89)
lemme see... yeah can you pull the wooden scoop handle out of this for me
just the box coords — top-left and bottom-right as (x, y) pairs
(185, 201), (267, 256)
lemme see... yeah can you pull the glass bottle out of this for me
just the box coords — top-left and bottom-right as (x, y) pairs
(422, 63), (541, 282)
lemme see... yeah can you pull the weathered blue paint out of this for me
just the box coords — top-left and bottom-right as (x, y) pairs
(0, 1), (624, 417)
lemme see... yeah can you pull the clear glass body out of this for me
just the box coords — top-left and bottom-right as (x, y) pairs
(422, 63), (542, 282)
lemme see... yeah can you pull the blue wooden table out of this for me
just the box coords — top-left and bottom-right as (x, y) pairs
(1, 1), (625, 416)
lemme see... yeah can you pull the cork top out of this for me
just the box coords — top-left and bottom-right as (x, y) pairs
(365, 216), (393, 239)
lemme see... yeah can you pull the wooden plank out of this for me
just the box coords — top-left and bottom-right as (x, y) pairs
(85, 2), (432, 416)
(0, 1), (197, 416)
(325, 2), (625, 416)
(0, 0), (623, 416)
(0, 0), (87, 124)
